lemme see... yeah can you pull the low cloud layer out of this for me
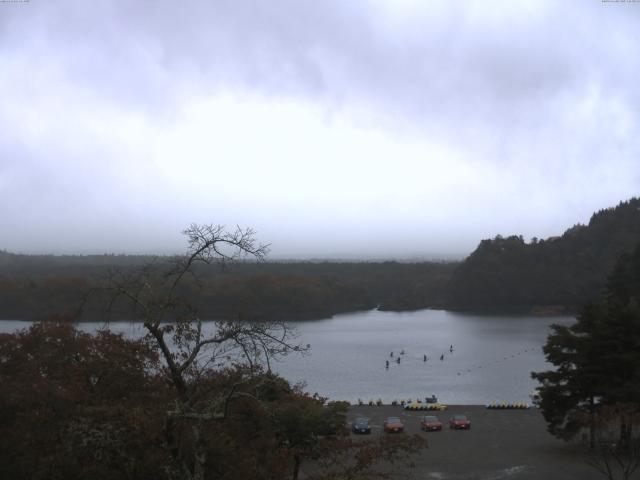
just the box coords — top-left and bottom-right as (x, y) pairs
(1, 0), (638, 258)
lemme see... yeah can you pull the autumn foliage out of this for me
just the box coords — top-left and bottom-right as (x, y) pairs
(0, 319), (167, 479)
(0, 319), (423, 480)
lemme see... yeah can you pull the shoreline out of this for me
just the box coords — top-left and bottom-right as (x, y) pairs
(0, 304), (576, 323)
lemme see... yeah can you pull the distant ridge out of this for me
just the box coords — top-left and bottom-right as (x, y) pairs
(2, 198), (639, 319)
(448, 197), (640, 311)
(0, 252), (456, 321)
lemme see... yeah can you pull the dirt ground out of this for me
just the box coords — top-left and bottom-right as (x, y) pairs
(344, 405), (612, 480)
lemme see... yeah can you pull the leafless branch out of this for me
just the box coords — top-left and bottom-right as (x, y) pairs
(91, 224), (301, 480)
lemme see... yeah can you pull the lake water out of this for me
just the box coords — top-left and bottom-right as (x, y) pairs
(1, 308), (574, 405)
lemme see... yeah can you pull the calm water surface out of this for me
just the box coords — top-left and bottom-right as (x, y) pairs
(2, 309), (574, 405)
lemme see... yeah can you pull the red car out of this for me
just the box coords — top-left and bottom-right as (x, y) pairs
(449, 414), (471, 429)
(383, 416), (405, 433)
(420, 415), (442, 431)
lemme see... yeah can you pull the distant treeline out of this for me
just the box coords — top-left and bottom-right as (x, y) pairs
(2, 197), (639, 320)
(448, 197), (640, 312)
(0, 253), (456, 321)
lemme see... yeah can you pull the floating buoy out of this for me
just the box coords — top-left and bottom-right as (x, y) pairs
(404, 402), (447, 411)
(486, 401), (530, 410)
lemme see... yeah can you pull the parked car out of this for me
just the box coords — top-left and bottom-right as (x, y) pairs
(351, 417), (371, 434)
(420, 415), (442, 431)
(383, 416), (404, 433)
(449, 414), (471, 429)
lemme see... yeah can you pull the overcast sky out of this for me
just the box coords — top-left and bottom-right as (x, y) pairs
(1, 0), (638, 259)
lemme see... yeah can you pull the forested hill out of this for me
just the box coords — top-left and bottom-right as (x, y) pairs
(3, 198), (639, 320)
(448, 197), (640, 311)
(0, 253), (456, 321)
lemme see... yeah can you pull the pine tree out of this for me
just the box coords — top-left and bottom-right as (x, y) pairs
(532, 243), (640, 448)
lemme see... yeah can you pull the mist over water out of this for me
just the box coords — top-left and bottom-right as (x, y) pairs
(1, 309), (573, 405)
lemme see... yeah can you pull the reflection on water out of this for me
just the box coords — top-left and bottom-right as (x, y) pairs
(1, 309), (574, 405)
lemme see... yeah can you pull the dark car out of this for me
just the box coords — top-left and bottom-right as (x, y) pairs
(420, 415), (443, 431)
(383, 416), (404, 433)
(351, 417), (371, 434)
(449, 414), (471, 429)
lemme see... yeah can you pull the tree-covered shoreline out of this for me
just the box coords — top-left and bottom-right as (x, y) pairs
(1, 197), (639, 321)
(448, 198), (640, 311)
(0, 254), (456, 321)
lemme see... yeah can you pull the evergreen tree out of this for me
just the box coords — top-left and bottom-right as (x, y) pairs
(532, 243), (640, 448)
(451, 197), (640, 310)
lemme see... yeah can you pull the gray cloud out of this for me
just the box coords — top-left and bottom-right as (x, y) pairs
(0, 0), (638, 257)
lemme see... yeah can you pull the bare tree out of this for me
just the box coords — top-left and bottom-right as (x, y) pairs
(587, 440), (640, 480)
(585, 406), (640, 480)
(99, 224), (308, 480)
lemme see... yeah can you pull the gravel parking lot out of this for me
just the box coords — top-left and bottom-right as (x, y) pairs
(347, 405), (606, 480)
